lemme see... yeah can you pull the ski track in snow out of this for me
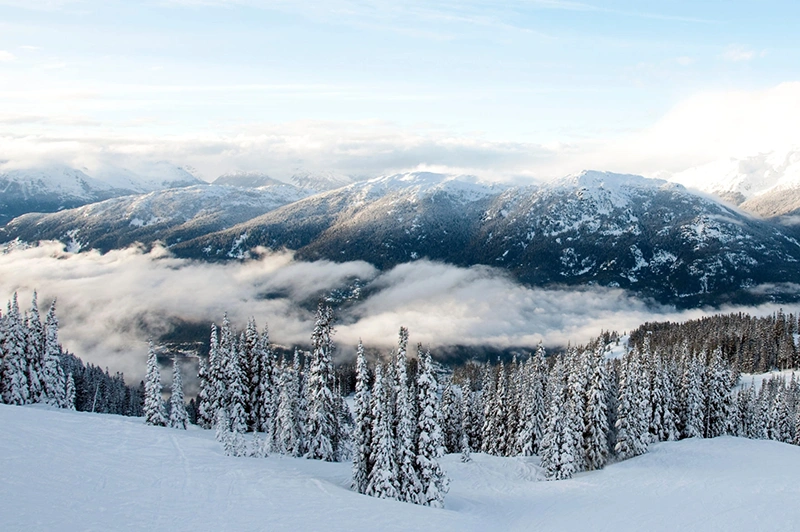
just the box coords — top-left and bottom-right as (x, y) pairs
(3, 404), (800, 531)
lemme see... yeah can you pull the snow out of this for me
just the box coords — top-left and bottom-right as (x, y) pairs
(0, 165), (114, 200)
(737, 369), (798, 391)
(670, 147), (800, 201)
(4, 404), (800, 531)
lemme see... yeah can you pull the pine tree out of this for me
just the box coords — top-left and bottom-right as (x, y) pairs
(196, 355), (213, 429)
(584, 346), (609, 471)
(352, 340), (372, 494)
(394, 327), (421, 503)
(257, 323), (278, 440)
(226, 333), (249, 434)
(367, 363), (398, 499)
(41, 299), (66, 407)
(305, 303), (339, 461)
(681, 352), (705, 439)
(144, 341), (167, 426)
(25, 292), (44, 403)
(416, 347), (448, 507)
(168, 357), (189, 429)
(540, 358), (577, 480)
(2, 294), (30, 405)
(65, 372), (76, 410)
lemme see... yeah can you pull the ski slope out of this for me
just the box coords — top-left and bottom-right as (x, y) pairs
(2, 404), (800, 531)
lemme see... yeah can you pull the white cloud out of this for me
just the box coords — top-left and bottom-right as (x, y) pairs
(722, 45), (756, 62)
(2, 242), (796, 385)
(0, 51), (15, 62)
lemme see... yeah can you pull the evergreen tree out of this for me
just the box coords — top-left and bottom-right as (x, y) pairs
(168, 357), (189, 430)
(196, 355), (213, 429)
(2, 294), (30, 405)
(305, 303), (339, 461)
(352, 340), (372, 494)
(394, 328), (421, 503)
(41, 299), (66, 407)
(367, 363), (399, 499)
(226, 333), (249, 434)
(143, 341), (167, 426)
(540, 358), (577, 480)
(25, 293), (44, 403)
(584, 346), (609, 471)
(681, 352), (705, 439)
(257, 323), (278, 440)
(415, 347), (449, 507)
(65, 372), (76, 410)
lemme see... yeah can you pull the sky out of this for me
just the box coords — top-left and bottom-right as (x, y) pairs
(2, 0), (800, 181)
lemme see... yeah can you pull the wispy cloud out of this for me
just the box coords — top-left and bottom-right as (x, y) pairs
(0, 51), (15, 62)
(722, 45), (757, 62)
(1, 242), (795, 383)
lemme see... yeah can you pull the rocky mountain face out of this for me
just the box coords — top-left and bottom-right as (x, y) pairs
(4, 169), (800, 307)
(0, 163), (205, 225)
(0, 182), (309, 253)
(164, 171), (800, 307)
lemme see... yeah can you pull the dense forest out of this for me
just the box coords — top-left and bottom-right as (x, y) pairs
(0, 292), (143, 415)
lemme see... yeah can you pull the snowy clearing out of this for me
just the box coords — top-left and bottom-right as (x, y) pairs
(2, 404), (800, 531)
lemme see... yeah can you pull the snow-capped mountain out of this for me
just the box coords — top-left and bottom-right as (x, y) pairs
(213, 171), (287, 188)
(0, 165), (120, 225)
(164, 170), (800, 307)
(5, 169), (800, 306)
(0, 162), (206, 225)
(669, 148), (800, 215)
(90, 161), (205, 193)
(0, 182), (310, 253)
(289, 170), (354, 193)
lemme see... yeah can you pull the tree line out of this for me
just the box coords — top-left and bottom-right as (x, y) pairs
(0, 291), (144, 416)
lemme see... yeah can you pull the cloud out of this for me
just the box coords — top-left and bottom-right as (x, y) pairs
(0, 51), (15, 62)
(722, 45), (756, 62)
(4, 80), (800, 184)
(0, 242), (376, 382)
(2, 242), (797, 387)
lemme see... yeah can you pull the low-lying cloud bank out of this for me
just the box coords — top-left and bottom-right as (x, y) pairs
(1, 242), (797, 383)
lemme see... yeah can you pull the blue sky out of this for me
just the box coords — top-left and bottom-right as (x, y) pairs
(1, 0), (799, 180)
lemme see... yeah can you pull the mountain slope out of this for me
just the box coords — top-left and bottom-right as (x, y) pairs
(0, 166), (122, 225)
(0, 183), (310, 253)
(670, 148), (800, 214)
(171, 171), (800, 306)
(0, 163), (206, 225)
(3, 404), (800, 531)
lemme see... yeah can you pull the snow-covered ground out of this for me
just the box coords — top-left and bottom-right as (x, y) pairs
(3, 404), (800, 531)
(738, 369), (798, 390)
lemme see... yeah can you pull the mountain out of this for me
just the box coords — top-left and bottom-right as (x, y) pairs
(213, 171), (287, 188)
(165, 170), (800, 307)
(670, 148), (800, 215)
(0, 165), (123, 225)
(91, 161), (205, 193)
(0, 162), (206, 225)
(289, 170), (354, 193)
(6, 169), (800, 307)
(0, 182), (310, 253)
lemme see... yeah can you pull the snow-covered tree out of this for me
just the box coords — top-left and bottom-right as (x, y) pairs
(416, 347), (448, 507)
(144, 341), (167, 426)
(584, 346), (609, 471)
(226, 333), (249, 434)
(2, 294), (30, 405)
(367, 363), (398, 499)
(305, 303), (340, 461)
(169, 357), (189, 430)
(681, 351), (705, 439)
(65, 372), (76, 410)
(540, 358), (577, 480)
(41, 299), (66, 407)
(394, 327), (421, 503)
(24, 292), (44, 403)
(196, 355), (213, 429)
(352, 340), (372, 494)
